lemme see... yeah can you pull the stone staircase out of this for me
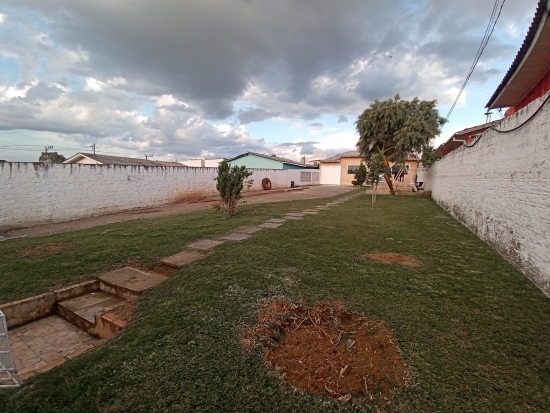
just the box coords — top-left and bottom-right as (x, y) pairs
(55, 267), (167, 338)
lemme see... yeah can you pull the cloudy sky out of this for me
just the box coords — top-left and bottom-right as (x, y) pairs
(0, 0), (540, 162)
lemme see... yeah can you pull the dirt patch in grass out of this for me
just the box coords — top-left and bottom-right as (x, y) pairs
(362, 252), (421, 267)
(14, 242), (73, 258)
(243, 300), (409, 403)
(110, 300), (136, 321)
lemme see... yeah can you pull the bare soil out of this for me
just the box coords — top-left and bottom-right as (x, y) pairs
(362, 252), (421, 267)
(13, 242), (73, 258)
(243, 300), (409, 402)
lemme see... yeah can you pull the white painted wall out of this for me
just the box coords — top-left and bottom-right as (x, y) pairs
(423, 92), (550, 295)
(0, 165), (319, 230)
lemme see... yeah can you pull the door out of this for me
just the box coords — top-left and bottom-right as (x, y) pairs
(320, 164), (341, 185)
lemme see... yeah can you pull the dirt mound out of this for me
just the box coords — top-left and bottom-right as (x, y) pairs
(243, 300), (409, 402)
(362, 252), (421, 267)
(14, 242), (72, 258)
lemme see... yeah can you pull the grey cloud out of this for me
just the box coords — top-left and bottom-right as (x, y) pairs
(337, 115), (348, 123)
(237, 108), (279, 124)
(24, 82), (64, 101)
(308, 122), (323, 128)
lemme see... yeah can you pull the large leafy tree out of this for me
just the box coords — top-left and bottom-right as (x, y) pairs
(38, 151), (66, 163)
(356, 94), (446, 195)
(419, 144), (442, 167)
(365, 151), (390, 209)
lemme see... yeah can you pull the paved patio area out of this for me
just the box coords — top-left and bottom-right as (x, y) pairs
(8, 316), (102, 380)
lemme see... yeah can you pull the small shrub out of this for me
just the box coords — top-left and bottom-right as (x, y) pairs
(215, 161), (253, 215)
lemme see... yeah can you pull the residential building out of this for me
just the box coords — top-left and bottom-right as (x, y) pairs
(226, 152), (315, 169)
(486, 0), (550, 114)
(435, 120), (502, 157)
(64, 153), (184, 167)
(180, 158), (224, 167)
(319, 150), (419, 187)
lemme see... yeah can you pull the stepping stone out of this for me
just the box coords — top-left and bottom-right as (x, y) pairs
(302, 211), (318, 215)
(160, 250), (205, 268)
(283, 216), (303, 220)
(235, 226), (262, 234)
(188, 239), (224, 250)
(259, 222), (283, 228)
(220, 233), (251, 241)
(266, 218), (286, 223)
(98, 267), (167, 298)
(286, 212), (306, 217)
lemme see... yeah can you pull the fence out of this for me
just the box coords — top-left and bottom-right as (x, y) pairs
(0, 310), (19, 387)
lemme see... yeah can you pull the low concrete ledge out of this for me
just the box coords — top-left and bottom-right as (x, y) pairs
(0, 293), (56, 329)
(1, 280), (100, 329)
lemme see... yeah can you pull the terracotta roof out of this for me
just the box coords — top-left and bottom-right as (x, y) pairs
(64, 153), (185, 167)
(226, 151), (313, 168)
(487, 0), (550, 108)
(435, 120), (502, 157)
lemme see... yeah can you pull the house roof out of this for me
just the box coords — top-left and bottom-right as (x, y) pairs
(64, 153), (185, 167)
(487, 0), (550, 109)
(320, 150), (418, 163)
(320, 150), (361, 163)
(226, 151), (312, 168)
(435, 120), (502, 157)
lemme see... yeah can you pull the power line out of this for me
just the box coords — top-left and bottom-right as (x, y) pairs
(445, 0), (506, 121)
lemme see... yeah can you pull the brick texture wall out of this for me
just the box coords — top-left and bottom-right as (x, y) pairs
(423, 92), (550, 295)
(0, 164), (319, 230)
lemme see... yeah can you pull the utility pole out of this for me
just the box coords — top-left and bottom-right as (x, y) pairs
(144, 154), (154, 160)
(45, 145), (53, 155)
(91, 144), (96, 154)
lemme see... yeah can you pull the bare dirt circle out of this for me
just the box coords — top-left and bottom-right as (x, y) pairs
(243, 300), (410, 403)
(361, 252), (421, 267)
(13, 242), (73, 258)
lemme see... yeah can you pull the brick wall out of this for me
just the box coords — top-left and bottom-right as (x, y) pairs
(423, 92), (550, 295)
(0, 164), (319, 230)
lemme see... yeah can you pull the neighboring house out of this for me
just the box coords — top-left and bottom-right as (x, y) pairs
(435, 120), (502, 157)
(486, 0), (550, 114)
(181, 158), (224, 167)
(319, 150), (419, 187)
(64, 153), (184, 167)
(226, 152), (315, 169)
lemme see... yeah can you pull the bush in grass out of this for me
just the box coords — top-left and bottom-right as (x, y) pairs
(351, 163), (367, 187)
(215, 160), (254, 215)
(366, 151), (390, 209)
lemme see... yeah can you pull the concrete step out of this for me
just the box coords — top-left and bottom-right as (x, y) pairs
(98, 267), (167, 300)
(56, 291), (125, 335)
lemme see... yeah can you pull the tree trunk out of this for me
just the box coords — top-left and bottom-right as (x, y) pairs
(383, 173), (395, 195)
(372, 183), (377, 209)
(383, 157), (395, 195)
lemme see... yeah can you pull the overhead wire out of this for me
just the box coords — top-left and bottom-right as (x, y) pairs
(445, 0), (506, 122)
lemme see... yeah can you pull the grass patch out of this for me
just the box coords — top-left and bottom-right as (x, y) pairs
(1, 193), (549, 412)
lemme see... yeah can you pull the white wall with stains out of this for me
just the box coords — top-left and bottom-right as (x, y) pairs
(423, 92), (550, 295)
(0, 164), (319, 230)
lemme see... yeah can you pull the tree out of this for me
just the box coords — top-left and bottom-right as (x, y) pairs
(365, 151), (390, 209)
(215, 160), (254, 215)
(419, 144), (442, 167)
(39, 151), (66, 163)
(356, 94), (446, 195)
(351, 163), (367, 187)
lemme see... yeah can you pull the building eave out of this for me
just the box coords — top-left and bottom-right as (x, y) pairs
(487, 0), (550, 109)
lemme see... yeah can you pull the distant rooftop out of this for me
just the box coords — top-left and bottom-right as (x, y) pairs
(320, 150), (418, 163)
(64, 153), (185, 167)
(226, 151), (311, 168)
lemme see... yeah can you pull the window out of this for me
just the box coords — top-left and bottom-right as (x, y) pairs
(347, 165), (360, 174)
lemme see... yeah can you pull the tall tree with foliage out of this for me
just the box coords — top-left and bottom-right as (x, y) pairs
(366, 151), (390, 209)
(38, 152), (66, 163)
(215, 160), (253, 215)
(356, 94), (446, 195)
(351, 163), (367, 187)
(419, 144), (442, 167)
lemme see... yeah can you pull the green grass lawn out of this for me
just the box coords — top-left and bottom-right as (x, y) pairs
(1, 193), (549, 412)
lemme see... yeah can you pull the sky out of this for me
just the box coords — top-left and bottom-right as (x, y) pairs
(0, 0), (540, 163)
